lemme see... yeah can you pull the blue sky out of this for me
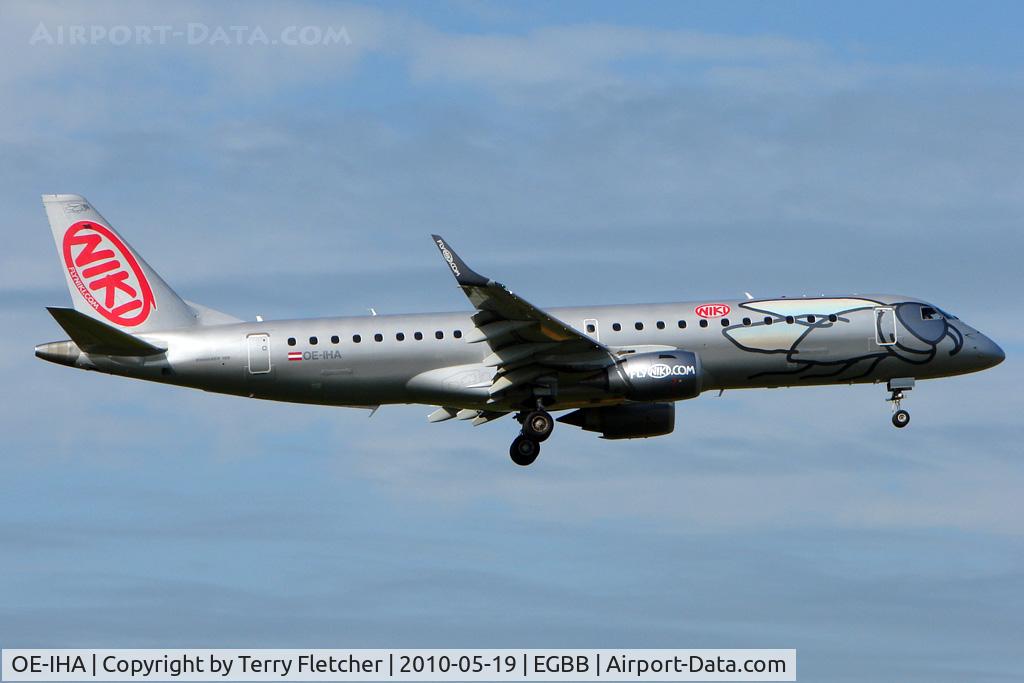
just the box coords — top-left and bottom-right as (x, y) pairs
(1, 2), (1022, 681)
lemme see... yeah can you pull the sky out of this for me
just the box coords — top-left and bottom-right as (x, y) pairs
(1, 1), (1022, 681)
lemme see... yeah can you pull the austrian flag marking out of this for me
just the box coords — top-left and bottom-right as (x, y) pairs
(287, 352), (303, 362)
(61, 221), (155, 327)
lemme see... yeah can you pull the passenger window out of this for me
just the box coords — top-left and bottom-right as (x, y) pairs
(287, 337), (296, 346)
(786, 316), (795, 324)
(699, 319), (708, 328)
(331, 335), (339, 344)
(656, 321), (665, 330)
(309, 336), (318, 345)
(721, 318), (730, 327)
(414, 331), (423, 340)
(352, 334), (361, 343)
(586, 323), (596, 333)
(742, 317), (751, 326)
(454, 330), (463, 339)
(612, 323), (621, 331)
(921, 307), (938, 320)
(435, 331), (444, 339)
(635, 322), (644, 331)
(396, 332), (405, 341)
(828, 314), (837, 323)
(678, 320), (686, 329)
(807, 315), (816, 323)
(374, 333), (383, 342)
(764, 317), (773, 325)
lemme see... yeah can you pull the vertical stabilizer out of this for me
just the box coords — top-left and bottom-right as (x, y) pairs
(42, 194), (197, 332)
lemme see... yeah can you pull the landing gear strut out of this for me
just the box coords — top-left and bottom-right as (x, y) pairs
(886, 378), (915, 429)
(509, 406), (554, 466)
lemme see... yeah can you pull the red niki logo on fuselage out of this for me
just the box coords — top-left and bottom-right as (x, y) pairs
(695, 303), (731, 318)
(62, 221), (155, 327)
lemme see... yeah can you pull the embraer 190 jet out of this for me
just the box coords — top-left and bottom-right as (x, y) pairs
(36, 194), (1005, 465)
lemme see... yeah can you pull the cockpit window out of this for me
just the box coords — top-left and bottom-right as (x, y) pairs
(920, 305), (959, 321)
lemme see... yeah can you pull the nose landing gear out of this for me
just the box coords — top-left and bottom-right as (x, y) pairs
(509, 406), (554, 466)
(886, 378), (915, 429)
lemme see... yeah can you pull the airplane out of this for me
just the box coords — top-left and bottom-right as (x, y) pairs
(35, 194), (1005, 466)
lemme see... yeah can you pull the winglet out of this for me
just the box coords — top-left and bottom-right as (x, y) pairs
(431, 235), (490, 287)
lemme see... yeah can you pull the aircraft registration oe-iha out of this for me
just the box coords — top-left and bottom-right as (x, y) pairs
(36, 194), (1005, 466)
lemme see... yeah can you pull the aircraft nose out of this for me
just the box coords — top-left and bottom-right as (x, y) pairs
(967, 333), (1005, 370)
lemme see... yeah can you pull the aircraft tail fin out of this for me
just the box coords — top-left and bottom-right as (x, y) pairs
(46, 307), (166, 356)
(42, 194), (198, 332)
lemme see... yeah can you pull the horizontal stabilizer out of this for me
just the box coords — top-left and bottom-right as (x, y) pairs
(47, 307), (166, 356)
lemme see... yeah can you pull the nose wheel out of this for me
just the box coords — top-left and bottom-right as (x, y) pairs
(886, 378), (915, 429)
(509, 407), (554, 466)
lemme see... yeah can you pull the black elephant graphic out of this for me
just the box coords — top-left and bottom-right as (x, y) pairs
(720, 298), (963, 381)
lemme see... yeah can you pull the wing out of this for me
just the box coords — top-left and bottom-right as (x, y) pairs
(430, 235), (615, 407)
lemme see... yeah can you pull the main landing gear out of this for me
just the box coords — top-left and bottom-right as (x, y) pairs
(886, 378), (915, 429)
(509, 407), (554, 466)
(510, 434), (540, 466)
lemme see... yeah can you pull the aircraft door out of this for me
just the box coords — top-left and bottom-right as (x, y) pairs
(874, 307), (897, 346)
(583, 318), (600, 342)
(247, 333), (271, 373)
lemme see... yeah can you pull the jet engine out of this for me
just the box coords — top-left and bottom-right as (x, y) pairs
(558, 402), (675, 439)
(586, 350), (703, 401)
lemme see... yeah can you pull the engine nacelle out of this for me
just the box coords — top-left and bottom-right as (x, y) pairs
(558, 402), (675, 439)
(601, 350), (703, 401)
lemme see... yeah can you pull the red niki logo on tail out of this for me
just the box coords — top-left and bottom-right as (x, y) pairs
(62, 221), (155, 327)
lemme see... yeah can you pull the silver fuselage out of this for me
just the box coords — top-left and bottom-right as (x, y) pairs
(37, 294), (1005, 412)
